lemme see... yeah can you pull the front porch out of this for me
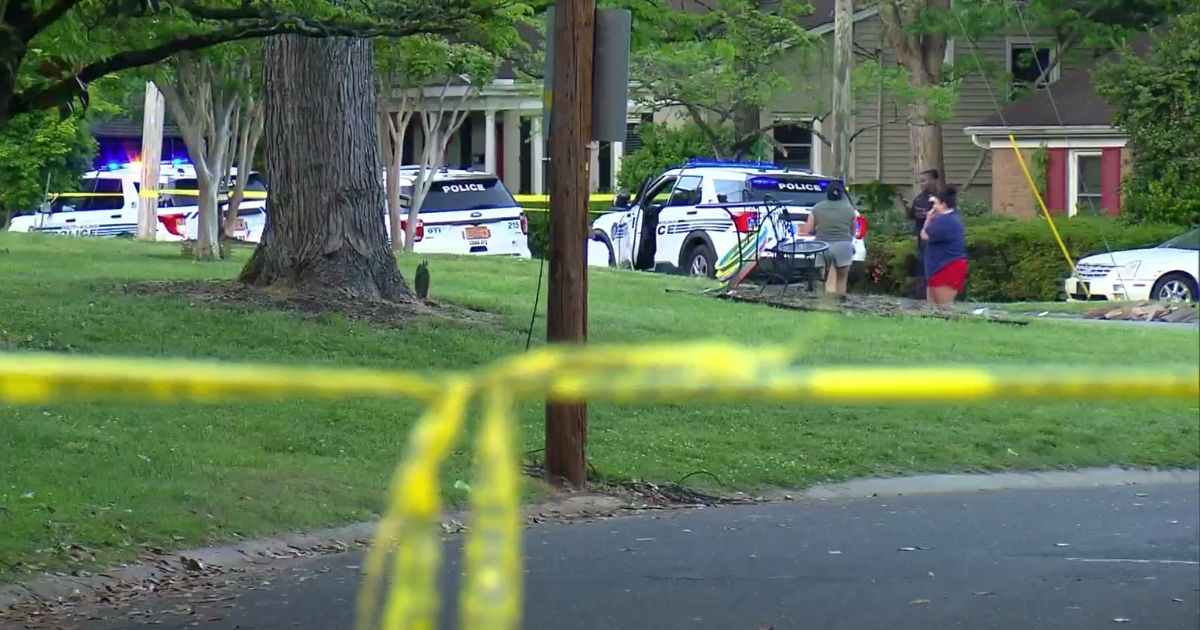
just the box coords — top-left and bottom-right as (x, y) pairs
(380, 85), (629, 195)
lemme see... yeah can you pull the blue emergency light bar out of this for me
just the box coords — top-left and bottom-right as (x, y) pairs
(105, 158), (190, 172)
(684, 158), (781, 170)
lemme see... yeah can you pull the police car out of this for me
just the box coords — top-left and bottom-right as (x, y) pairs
(179, 168), (269, 242)
(384, 167), (531, 257)
(586, 159), (867, 277)
(7, 160), (198, 241)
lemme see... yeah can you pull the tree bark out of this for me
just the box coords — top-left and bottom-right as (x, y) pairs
(731, 104), (761, 160)
(908, 78), (944, 184)
(240, 34), (411, 301)
(195, 172), (222, 259)
(385, 113), (406, 251)
(879, 0), (949, 190)
(226, 94), (264, 237)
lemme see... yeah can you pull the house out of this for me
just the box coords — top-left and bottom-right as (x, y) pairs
(963, 36), (1153, 218)
(91, 118), (188, 169)
(764, 0), (1115, 211)
(376, 0), (857, 196)
(962, 67), (1131, 218)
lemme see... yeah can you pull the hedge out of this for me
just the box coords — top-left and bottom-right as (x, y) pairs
(521, 200), (613, 258)
(857, 215), (1185, 301)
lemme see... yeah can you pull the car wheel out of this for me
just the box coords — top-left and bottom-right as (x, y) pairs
(682, 241), (717, 279)
(591, 228), (616, 267)
(1151, 272), (1198, 303)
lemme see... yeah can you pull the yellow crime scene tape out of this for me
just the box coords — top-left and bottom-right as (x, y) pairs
(48, 190), (270, 200)
(1, 345), (1197, 630)
(512, 193), (615, 214)
(1007, 135), (1091, 299)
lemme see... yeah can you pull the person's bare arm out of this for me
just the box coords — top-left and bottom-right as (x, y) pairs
(919, 208), (939, 241)
(797, 211), (816, 236)
(899, 192), (915, 220)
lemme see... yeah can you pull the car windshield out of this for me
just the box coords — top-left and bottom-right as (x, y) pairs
(48, 177), (125, 212)
(421, 177), (516, 212)
(744, 175), (834, 207)
(1159, 228), (1200, 250)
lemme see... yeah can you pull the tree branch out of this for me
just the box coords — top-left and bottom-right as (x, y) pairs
(7, 13), (467, 119)
(879, 0), (915, 68)
(20, 0), (86, 39)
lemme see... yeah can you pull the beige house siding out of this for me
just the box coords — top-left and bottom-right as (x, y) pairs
(768, 11), (1086, 206)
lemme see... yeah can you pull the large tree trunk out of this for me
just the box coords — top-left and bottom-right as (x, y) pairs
(241, 35), (411, 301)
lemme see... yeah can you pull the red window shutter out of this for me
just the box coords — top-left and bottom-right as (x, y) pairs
(1101, 148), (1122, 216)
(1046, 148), (1068, 213)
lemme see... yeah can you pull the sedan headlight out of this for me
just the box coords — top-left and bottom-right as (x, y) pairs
(1115, 260), (1141, 278)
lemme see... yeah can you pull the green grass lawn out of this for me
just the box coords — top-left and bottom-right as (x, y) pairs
(1, 233), (1197, 578)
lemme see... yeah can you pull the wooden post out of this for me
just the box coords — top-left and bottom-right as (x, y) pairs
(545, 0), (594, 488)
(138, 82), (166, 240)
(831, 0), (853, 181)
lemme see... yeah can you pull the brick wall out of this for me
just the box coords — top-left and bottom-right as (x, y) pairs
(989, 148), (1039, 218)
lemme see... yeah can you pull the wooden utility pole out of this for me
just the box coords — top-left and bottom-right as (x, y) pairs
(138, 81), (166, 240)
(831, 0), (853, 181)
(545, 0), (595, 488)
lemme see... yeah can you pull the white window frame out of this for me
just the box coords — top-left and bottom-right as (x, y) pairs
(770, 115), (821, 173)
(1068, 150), (1103, 218)
(1005, 36), (1061, 90)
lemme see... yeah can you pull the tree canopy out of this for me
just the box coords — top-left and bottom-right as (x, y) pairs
(628, 0), (814, 159)
(0, 0), (524, 127)
(1094, 12), (1200, 226)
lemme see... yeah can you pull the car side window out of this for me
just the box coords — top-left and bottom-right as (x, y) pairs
(644, 177), (677, 210)
(713, 179), (748, 203)
(668, 175), (703, 207)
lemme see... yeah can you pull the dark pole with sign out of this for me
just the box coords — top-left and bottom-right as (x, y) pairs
(542, 4), (630, 489)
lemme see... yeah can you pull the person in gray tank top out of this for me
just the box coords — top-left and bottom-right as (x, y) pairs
(798, 181), (856, 294)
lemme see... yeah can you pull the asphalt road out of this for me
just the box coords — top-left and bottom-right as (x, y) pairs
(18, 482), (1200, 629)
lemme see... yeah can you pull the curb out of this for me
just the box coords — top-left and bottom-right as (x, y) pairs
(794, 466), (1200, 500)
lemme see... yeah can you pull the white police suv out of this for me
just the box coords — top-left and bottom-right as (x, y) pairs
(586, 159), (867, 277)
(179, 168), (269, 243)
(385, 168), (531, 257)
(7, 160), (197, 241)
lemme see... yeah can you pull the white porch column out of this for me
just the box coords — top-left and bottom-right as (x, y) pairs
(610, 141), (624, 192)
(589, 142), (600, 192)
(502, 110), (520, 190)
(484, 109), (497, 174)
(531, 117), (545, 195)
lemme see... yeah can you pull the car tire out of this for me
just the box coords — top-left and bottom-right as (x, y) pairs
(682, 241), (717, 279)
(1151, 272), (1198, 303)
(591, 229), (616, 267)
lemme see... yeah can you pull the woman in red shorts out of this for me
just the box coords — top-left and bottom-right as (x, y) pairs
(920, 187), (968, 306)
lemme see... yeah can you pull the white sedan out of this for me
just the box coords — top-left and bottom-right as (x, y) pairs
(1066, 228), (1200, 302)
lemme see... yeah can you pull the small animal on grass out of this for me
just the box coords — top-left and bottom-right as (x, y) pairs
(415, 260), (430, 300)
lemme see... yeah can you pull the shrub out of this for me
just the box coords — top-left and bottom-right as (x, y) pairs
(616, 122), (730, 193)
(521, 200), (613, 258)
(858, 215), (1182, 301)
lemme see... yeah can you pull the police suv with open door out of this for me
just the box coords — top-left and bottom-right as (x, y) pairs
(384, 168), (531, 257)
(586, 159), (867, 277)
